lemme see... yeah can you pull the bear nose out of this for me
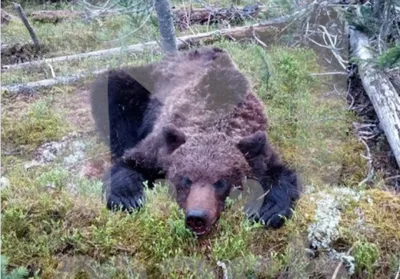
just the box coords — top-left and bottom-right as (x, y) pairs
(185, 209), (208, 234)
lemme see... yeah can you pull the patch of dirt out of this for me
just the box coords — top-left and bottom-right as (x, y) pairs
(55, 85), (95, 133)
(53, 85), (111, 179)
(1, 43), (49, 65)
(80, 157), (111, 180)
(348, 67), (400, 190)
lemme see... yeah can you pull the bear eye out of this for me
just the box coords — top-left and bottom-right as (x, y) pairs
(214, 179), (228, 190)
(181, 176), (192, 188)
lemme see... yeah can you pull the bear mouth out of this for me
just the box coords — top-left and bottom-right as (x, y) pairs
(193, 228), (208, 236)
(191, 216), (219, 236)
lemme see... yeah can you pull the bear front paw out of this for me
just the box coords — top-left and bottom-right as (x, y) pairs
(246, 188), (294, 229)
(257, 199), (293, 229)
(104, 161), (147, 212)
(106, 190), (144, 212)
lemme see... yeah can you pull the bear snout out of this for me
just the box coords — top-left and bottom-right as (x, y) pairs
(185, 209), (208, 235)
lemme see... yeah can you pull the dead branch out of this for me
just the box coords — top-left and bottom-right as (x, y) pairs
(331, 245), (355, 279)
(309, 71), (348, 76)
(3, 11), (306, 71)
(357, 133), (374, 186)
(173, 5), (264, 30)
(395, 263), (400, 279)
(306, 24), (348, 70)
(12, 2), (40, 47)
(350, 27), (400, 168)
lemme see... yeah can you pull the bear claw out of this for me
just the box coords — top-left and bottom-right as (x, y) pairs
(107, 193), (144, 212)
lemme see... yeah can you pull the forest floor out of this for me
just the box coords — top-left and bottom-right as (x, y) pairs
(1, 1), (399, 278)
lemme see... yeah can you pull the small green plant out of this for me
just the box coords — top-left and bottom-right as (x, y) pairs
(36, 168), (69, 190)
(353, 240), (380, 276)
(1, 255), (29, 279)
(377, 44), (400, 68)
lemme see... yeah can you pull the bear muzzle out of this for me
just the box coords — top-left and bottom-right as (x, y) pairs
(185, 208), (219, 236)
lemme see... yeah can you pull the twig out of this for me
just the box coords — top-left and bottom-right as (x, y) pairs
(385, 175), (400, 181)
(252, 26), (268, 48)
(309, 71), (348, 76)
(394, 262), (400, 279)
(331, 245), (355, 279)
(47, 63), (56, 78)
(357, 136), (374, 187)
(12, 2), (40, 46)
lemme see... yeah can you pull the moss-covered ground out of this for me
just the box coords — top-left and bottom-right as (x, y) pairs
(1, 6), (399, 278)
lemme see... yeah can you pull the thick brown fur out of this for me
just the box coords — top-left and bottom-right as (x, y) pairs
(91, 47), (300, 235)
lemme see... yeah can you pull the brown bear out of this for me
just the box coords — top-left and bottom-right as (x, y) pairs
(90, 47), (300, 235)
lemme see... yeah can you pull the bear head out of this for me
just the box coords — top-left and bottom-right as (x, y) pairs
(158, 125), (267, 235)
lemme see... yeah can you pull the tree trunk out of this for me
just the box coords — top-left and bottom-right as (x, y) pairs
(154, 0), (177, 54)
(350, 28), (400, 168)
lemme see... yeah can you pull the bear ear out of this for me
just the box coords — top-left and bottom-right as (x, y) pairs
(237, 131), (267, 159)
(162, 125), (186, 153)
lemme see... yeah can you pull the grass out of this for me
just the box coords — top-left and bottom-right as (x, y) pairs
(1, 96), (70, 154)
(1, 39), (399, 278)
(1, 1), (265, 62)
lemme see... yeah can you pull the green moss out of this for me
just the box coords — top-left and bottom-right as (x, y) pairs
(1, 41), (396, 278)
(1, 97), (70, 153)
(353, 240), (380, 276)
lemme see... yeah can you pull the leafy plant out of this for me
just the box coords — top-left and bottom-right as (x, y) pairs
(353, 240), (380, 276)
(1, 255), (29, 279)
(377, 44), (400, 68)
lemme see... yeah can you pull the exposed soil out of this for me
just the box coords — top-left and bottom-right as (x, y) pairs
(55, 85), (95, 133)
(348, 66), (400, 190)
(1, 43), (49, 65)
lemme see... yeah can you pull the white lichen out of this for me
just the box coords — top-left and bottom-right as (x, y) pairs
(24, 134), (87, 169)
(0, 177), (10, 189)
(307, 187), (364, 276)
(307, 194), (341, 249)
(331, 252), (356, 276)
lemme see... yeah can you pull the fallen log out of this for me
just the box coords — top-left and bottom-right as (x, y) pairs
(350, 27), (400, 168)
(2, 8), (310, 93)
(3, 11), (301, 71)
(1, 68), (109, 93)
(27, 5), (264, 26)
(173, 5), (263, 30)
(28, 10), (82, 23)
